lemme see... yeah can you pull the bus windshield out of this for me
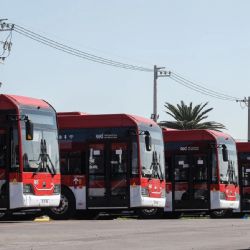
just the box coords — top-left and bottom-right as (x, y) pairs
(21, 110), (60, 173)
(218, 138), (238, 185)
(139, 126), (164, 180)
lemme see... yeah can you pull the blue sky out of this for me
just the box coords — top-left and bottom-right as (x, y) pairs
(1, 0), (250, 140)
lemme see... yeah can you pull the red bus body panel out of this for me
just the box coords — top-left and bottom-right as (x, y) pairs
(0, 94), (60, 209)
(163, 128), (239, 212)
(58, 112), (165, 210)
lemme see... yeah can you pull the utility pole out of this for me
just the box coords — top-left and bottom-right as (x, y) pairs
(0, 19), (14, 63)
(151, 65), (171, 122)
(236, 97), (250, 142)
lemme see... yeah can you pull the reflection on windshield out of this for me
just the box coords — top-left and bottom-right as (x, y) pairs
(22, 129), (59, 173)
(218, 142), (238, 185)
(140, 132), (165, 180)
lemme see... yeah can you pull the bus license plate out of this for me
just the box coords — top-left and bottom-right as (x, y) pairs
(41, 199), (49, 204)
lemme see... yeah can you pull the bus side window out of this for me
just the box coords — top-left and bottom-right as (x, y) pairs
(211, 148), (218, 183)
(131, 142), (139, 176)
(69, 151), (83, 175)
(242, 164), (250, 186)
(193, 155), (207, 181)
(60, 152), (68, 174)
(165, 156), (172, 181)
(174, 155), (189, 181)
(0, 132), (6, 168)
(61, 151), (84, 175)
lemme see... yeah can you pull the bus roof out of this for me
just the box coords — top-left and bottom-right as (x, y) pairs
(236, 142), (250, 152)
(58, 112), (88, 116)
(57, 112), (157, 129)
(162, 128), (233, 142)
(1, 94), (51, 109)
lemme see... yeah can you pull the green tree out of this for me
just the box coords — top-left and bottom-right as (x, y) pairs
(159, 101), (226, 131)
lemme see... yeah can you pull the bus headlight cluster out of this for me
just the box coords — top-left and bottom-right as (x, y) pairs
(23, 184), (34, 194)
(219, 192), (226, 200)
(53, 184), (61, 194)
(141, 187), (149, 197)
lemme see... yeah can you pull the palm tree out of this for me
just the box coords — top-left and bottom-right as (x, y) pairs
(159, 101), (226, 131)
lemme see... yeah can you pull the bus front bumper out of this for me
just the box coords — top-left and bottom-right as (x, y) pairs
(23, 194), (61, 208)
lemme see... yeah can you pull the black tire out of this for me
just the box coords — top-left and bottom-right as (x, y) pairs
(47, 188), (75, 220)
(138, 208), (163, 219)
(210, 209), (231, 219)
(0, 211), (10, 220)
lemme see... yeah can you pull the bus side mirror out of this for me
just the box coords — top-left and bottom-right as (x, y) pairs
(25, 119), (34, 141)
(145, 131), (152, 151)
(222, 145), (228, 162)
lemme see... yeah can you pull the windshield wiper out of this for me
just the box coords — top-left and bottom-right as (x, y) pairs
(35, 139), (56, 175)
(150, 151), (164, 181)
(226, 160), (236, 185)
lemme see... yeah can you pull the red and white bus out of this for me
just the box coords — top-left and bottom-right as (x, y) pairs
(0, 94), (60, 216)
(235, 142), (250, 214)
(48, 112), (165, 219)
(163, 128), (239, 218)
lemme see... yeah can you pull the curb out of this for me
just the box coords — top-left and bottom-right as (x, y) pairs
(34, 215), (50, 222)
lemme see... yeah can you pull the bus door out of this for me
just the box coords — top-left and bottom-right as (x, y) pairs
(0, 128), (9, 210)
(173, 154), (209, 210)
(239, 161), (250, 211)
(87, 142), (130, 208)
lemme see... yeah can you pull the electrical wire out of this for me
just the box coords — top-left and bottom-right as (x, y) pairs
(9, 23), (246, 104)
(13, 25), (153, 72)
(170, 75), (237, 101)
(170, 75), (240, 101)
(171, 72), (239, 100)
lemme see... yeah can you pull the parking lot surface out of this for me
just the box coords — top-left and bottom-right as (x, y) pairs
(0, 217), (250, 250)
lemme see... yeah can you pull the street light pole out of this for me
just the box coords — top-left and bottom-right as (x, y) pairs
(151, 65), (171, 122)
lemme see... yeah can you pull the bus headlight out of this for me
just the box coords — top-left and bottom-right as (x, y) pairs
(53, 184), (61, 194)
(23, 184), (33, 194)
(220, 192), (226, 200)
(141, 187), (149, 197)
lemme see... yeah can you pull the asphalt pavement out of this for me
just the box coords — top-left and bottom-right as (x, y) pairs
(0, 217), (250, 250)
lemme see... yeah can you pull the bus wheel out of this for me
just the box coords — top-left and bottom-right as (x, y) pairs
(210, 209), (230, 218)
(47, 189), (75, 220)
(0, 211), (10, 220)
(138, 208), (163, 219)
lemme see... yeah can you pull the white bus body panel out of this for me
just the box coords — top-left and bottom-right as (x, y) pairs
(130, 185), (165, 208)
(210, 190), (239, 210)
(69, 186), (86, 210)
(164, 191), (173, 212)
(9, 182), (60, 209)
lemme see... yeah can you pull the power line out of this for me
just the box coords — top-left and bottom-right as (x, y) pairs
(169, 73), (240, 102)
(4, 21), (245, 104)
(13, 24), (153, 72)
(171, 72), (239, 101)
